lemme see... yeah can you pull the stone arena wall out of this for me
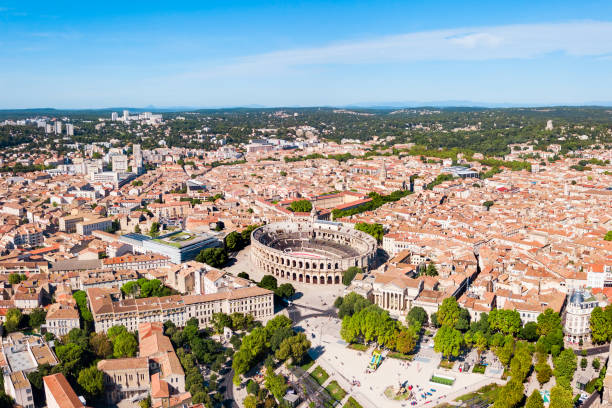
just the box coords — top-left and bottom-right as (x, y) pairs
(250, 221), (377, 285)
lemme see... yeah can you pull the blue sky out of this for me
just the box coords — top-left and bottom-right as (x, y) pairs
(2, 0), (612, 108)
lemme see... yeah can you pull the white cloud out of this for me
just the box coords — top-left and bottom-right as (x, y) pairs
(180, 20), (612, 79)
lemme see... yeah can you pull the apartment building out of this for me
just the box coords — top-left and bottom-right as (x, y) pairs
(3, 224), (44, 248)
(76, 217), (112, 236)
(4, 371), (34, 408)
(102, 253), (170, 271)
(59, 215), (84, 233)
(564, 289), (609, 344)
(44, 304), (80, 337)
(148, 201), (192, 218)
(87, 285), (274, 333)
(1, 202), (24, 217)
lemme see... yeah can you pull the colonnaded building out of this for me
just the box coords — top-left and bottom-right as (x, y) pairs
(250, 218), (378, 285)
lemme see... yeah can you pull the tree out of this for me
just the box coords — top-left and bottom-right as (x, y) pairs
(90, 333), (113, 358)
(474, 331), (488, 357)
(121, 281), (140, 298)
(337, 292), (372, 318)
(537, 309), (562, 337)
(275, 283), (295, 299)
(553, 349), (577, 388)
(4, 308), (22, 332)
(67, 328), (90, 349)
(55, 343), (85, 372)
(244, 395), (258, 408)
(581, 357), (588, 369)
(489, 309), (522, 336)
(455, 308), (471, 332)
(134, 224), (141, 233)
(605, 231), (612, 241)
(509, 342), (533, 382)
(77, 365), (104, 399)
(265, 371), (287, 402)
(107, 325), (128, 342)
(437, 297), (461, 328)
(494, 336), (516, 367)
(139, 396), (152, 408)
(434, 325), (464, 359)
(113, 332), (138, 358)
(493, 378), (524, 408)
(247, 379), (259, 395)
(407, 306), (428, 327)
(259, 275), (278, 291)
(195, 247), (228, 268)
(482, 200), (494, 211)
(238, 272), (250, 280)
(28, 308), (46, 328)
(149, 222), (160, 237)
(525, 389), (544, 408)
(395, 328), (417, 354)
(275, 333), (310, 364)
(424, 263), (438, 277)
(225, 231), (243, 252)
(550, 385), (573, 408)
(288, 199), (312, 213)
(520, 322), (539, 342)
(342, 266), (362, 286)
(354, 222), (384, 243)
(8, 273), (26, 285)
(535, 353), (553, 385)
(589, 306), (612, 344)
(593, 358), (601, 371)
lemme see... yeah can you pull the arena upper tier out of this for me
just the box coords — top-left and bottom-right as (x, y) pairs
(250, 220), (378, 285)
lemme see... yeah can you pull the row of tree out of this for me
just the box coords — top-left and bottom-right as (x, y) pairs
(232, 315), (310, 384)
(120, 278), (177, 298)
(338, 293), (422, 355)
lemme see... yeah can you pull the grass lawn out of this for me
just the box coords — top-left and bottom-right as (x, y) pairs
(299, 355), (315, 371)
(384, 386), (412, 401)
(472, 364), (487, 374)
(438, 359), (455, 370)
(343, 397), (364, 408)
(310, 365), (330, 385)
(430, 375), (454, 386)
(388, 352), (414, 361)
(455, 383), (501, 402)
(348, 343), (368, 351)
(326, 380), (347, 401)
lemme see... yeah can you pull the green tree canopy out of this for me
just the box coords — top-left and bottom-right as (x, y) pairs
(550, 385), (573, 408)
(526, 389), (544, 408)
(437, 297), (461, 328)
(433, 325), (464, 359)
(275, 283), (295, 299)
(113, 332), (138, 358)
(288, 199), (312, 213)
(259, 275), (278, 291)
(195, 247), (228, 268)
(354, 222), (384, 243)
(407, 306), (428, 327)
(342, 266), (362, 286)
(77, 365), (104, 399)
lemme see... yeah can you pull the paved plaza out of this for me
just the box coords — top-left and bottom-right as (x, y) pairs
(294, 310), (501, 408)
(227, 246), (505, 408)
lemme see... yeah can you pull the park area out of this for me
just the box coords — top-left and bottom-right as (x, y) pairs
(310, 338), (498, 408)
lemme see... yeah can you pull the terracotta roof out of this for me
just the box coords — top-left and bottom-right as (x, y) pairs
(43, 373), (84, 408)
(97, 357), (149, 371)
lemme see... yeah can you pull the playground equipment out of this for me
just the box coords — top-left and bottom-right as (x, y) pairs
(368, 351), (383, 370)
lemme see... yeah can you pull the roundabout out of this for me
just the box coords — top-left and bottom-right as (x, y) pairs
(250, 220), (377, 285)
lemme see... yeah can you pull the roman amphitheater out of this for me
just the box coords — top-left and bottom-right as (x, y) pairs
(250, 220), (378, 285)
